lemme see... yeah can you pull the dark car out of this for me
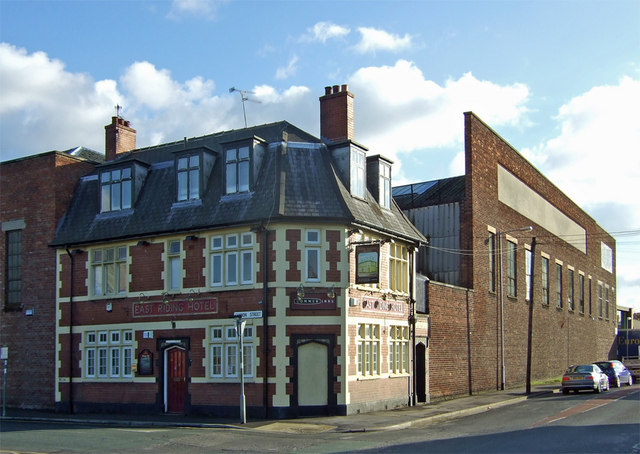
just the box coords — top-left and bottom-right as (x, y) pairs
(561, 364), (609, 394)
(594, 360), (634, 387)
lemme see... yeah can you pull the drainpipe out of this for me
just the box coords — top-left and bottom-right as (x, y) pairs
(65, 246), (75, 414)
(261, 227), (270, 418)
(409, 247), (416, 407)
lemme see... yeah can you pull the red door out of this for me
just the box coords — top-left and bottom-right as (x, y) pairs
(166, 347), (186, 413)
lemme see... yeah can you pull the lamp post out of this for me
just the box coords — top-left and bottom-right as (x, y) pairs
(498, 226), (533, 391)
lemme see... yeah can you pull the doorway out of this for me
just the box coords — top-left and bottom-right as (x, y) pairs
(292, 334), (336, 416)
(165, 346), (187, 413)
(415, 342), (427, 402)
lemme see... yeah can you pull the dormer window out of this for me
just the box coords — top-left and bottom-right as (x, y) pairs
(351, 148), (365, 198)
(379, 161), (391, 209)
(177, 155), (200, 201)
(225, 145), (250, 194)
(101, 167), (132, 212)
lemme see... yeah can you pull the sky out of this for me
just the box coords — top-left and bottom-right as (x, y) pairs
(1, 0), (639, 312)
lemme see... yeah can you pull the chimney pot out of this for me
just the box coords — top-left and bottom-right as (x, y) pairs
(105, 116), (136, 161)
(319, 83), (354, 143)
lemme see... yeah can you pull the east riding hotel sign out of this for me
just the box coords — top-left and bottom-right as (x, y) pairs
(133, 298), (218, 317)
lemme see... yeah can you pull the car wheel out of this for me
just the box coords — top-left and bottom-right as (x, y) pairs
(615, 377), (620, 388)
(628, 376), (633, 386)
(562, 388), (569, 395)
(594, 383), (600, 393)
(605, 380), (610, 391)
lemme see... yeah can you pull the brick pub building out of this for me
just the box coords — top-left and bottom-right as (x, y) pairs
(0, 149), (101, 409)
(50, 85), (428, 417)
(394, 112), (617, 399)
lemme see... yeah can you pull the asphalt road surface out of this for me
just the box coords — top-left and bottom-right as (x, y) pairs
(1, 387), (638, 453)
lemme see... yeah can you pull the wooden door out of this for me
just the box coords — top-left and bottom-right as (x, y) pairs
(298, 341), (328, 406)
(166, 347), (186, 413)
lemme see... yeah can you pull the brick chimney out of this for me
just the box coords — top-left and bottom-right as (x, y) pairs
(105, 116), (136, 161)
(319, 84), (354, 143)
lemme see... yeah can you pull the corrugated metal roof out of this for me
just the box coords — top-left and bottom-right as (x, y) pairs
(393, 175), (465, 210)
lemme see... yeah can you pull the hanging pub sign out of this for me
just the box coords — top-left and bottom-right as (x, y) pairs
(356, 244), (380, 284)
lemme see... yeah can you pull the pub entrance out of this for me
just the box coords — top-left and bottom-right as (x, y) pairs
(160, 338), (190, 414)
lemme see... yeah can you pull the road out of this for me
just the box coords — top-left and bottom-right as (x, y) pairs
(1, 387), (638, 453)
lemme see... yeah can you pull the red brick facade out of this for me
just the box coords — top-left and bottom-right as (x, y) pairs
(0, 152), (96, 409)
(425, 113), (617, 399)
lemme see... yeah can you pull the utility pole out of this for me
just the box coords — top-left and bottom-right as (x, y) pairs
(526, 237), (536, 394)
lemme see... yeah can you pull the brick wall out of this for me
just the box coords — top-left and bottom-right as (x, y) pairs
(0, 152), (95, 410)
(425, 113), (617, 399)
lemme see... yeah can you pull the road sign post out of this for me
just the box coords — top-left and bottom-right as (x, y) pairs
(232, 311), (261, 424)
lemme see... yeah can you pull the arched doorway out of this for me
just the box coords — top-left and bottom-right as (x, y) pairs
(292, 334), (336, 416)
(164, 346), (187, 413)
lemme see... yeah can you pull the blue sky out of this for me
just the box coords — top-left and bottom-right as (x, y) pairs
(1, 0), (639, 311)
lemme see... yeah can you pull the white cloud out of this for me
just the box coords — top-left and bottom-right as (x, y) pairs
(302, 21), (350, 43)
(522, 76), (640, 311)
(0, 43), (122, 158)
(121, 62), (215, 110)
(524, 76), (640, 214)
(275, 55), (299, 80)
(167, 0), (225, 19)
(348, 60), (531, 176)
(353, 27), (413, 54)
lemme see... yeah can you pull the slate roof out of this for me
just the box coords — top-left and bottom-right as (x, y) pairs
(392, 175), (465, 210)
(52, 121), (425, 247)
(63, 146), (105, 163)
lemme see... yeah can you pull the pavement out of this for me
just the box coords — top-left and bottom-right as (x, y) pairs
(1, 384), (559, 434)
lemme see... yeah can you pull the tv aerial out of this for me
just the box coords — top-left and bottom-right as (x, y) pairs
(229, 87), (261, 128)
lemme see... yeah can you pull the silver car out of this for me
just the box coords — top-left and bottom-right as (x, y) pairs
(561, 364), (610, 394)
(593, 360), (634, 387)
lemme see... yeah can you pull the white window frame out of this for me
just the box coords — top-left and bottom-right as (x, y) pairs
(85, 329), (133, 380)
(91, 246), (128, 297)
(168, 240), (182, 291)
(209, 324), (254, 379)
(541, 256), (550, 305)
(210, 233), (254, 288)
(507, 241), (517, 297)
(389, 243), (409, 293)
(305, 229), (321, 283)
(177, 154), (200, 201)
(225, 145), (251, 194)
(357, 323), (380, 376)
(350, 148), (366, 198)
(379, 161), (391, 209)
(525, 248), (532, 301)
(389, 325), (409, 374)
(101, 167), (132, 212)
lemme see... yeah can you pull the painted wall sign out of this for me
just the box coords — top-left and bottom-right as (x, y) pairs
(356, 244), (380, 284)
(362, 297), (404, 314)
(132, 298), (218, 318)
(292, 293), (336, 310)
